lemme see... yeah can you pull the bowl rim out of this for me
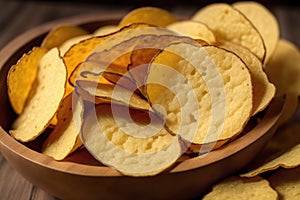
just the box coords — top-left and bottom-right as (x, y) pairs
(0, 13), (284, 178)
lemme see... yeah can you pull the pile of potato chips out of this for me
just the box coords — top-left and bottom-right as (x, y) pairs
(6, 1), (300, 198)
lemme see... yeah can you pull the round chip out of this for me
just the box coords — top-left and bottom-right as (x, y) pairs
(192, 3), (266, 62)
(41, 25), (88, 50)
(146, 43), (252, 150)
(233, 1), (280, 64)
(119, 7), (178, 27)
(81, 104), (182, 176)
(7, 47), (47, 114)
(9, 48), (67, 142)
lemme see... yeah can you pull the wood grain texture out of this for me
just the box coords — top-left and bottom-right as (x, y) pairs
(0, 1), (299, 200)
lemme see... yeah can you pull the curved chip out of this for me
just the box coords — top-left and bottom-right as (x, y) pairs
(219, 41), (275, 115)
(268, 167), (300, 199)
(192, 3), (266, 62)
(59, 34), (92, 56)
(41, 25), (88, 50)
(203, 176), (278, 200)
(119, 7), (178, 27)
(93, 25), (120, 36)
(166, 20), (216, 44)
(9, 48), (67, 142)
(233, 1), (279, 64)
(7, 47), (47, 114)
(42, 92), (84, 160)
(81, 104), (182, 176)
(146, 43), (252, 150)
(265, 39), (300, 97)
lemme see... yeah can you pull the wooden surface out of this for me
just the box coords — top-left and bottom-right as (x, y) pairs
(0, 1), (299, 200)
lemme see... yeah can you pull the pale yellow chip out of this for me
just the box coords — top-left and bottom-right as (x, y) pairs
(277, 94), (299, 126)
(9, 48), (67, 142)
(7, 47), (47, 114)
(75, 80), (150, 111)
(166, 20), (216, 44)
(41, 25), (88, 50)
(268, 166), (300, 200)
(81, 104), (182, 176)
(203, 176), (278, 200)
(241, 123), (300, 177)
(59, 34), (92, 56)
(233, 1), (279, 64)
(93, 25), (120, 36)
(192, 3), (266, 62)
(265, 39), (300, 97)
(119, 7), (178, 27)
(146, 43), (252, 148)
(42, 93), (84, 160)
(219, 41), (275, 115)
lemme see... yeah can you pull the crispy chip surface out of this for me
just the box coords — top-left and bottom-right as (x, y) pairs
(7, 47), (47, 114)
(10, 48), (67, 142)
(81, 104), (182, 176)
(203, 176), (278, 200)
(192, 3), (266, 62)
(146, 43), (252, 148)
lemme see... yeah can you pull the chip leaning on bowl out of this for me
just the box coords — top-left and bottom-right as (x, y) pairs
(0, 1), (299, 199)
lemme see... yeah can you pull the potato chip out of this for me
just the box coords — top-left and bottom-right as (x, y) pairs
(203, 176), (278, 199)
(268, 166), (300, 200)
(146, 43), (252, 148)
(41, 25), (88, 50)
(9, 48), (67, 142)
(166, 20), (216, 44)
(119, 7), (178, 27)
(93, 25), (119, 36)
(192, 3), (266, 62)
(277, 94), (299, 126)
(265, 39), (300, 97)
(59, 34), (92, 56)
(81, 103), (182, 176)
(233, 1), (279, 64)
(241, 123), (300, 177)
(7, 47), (47, 114)
(42, 93), (84, 160)
(219, 41), (275, 115)
(75, 80), (150, 111)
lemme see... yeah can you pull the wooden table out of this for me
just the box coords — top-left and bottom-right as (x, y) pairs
(0, 1), (299, 199)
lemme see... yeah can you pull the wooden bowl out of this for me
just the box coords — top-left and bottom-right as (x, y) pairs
(0, 14), (284, 200)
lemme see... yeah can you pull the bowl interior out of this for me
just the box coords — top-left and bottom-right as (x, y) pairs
(0, 14), (284, 177)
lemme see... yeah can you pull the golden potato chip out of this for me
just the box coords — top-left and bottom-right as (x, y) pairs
(277, 94), (299, 126)
(146, 43), (252, 148)
(265, 39), (300, 97)
(59, 34), (92, 56)
(42, 93), (84, 160)
(7, 47), (47, 114)
(192, 3), (266, 62)
(75, 80), (150, 111)
(64, 24), (173, 96)
(81, 103), (182, 176)
(219, 41), (275, 115)
(203, 176), (278, 200)
(166, 20), (216, 44)
(41, 25), (88, 50)
(119, 7), (178, 27)
(233, 1), (279, 64)
(93, 25), (119, 36)
(9, 48), (67, 142)
(268, 166), (300, 200)
(241, 123), (300, 177)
